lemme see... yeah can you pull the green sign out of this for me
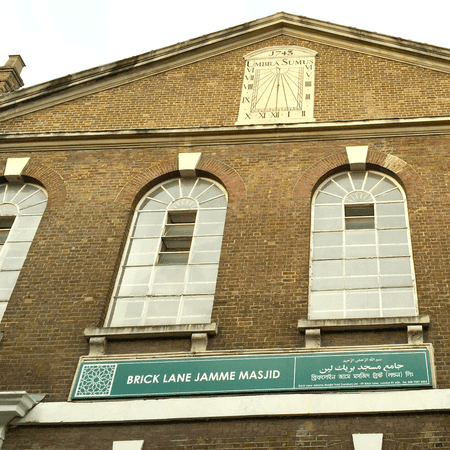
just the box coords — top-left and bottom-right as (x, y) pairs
(72, 349), (432, 399)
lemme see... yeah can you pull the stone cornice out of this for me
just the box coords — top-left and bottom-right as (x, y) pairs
(0, 391), (37, 443)
(1, 116), (450, 152)
(2, 13), (450, 122)
(15, 387), (450, 425)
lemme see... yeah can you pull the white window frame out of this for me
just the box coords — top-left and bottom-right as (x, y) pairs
(309, 171), (418, 320)
(105, 177), (228, 327)
(0, 182), (48, 321)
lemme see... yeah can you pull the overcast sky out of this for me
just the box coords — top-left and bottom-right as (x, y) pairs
(2, 0), (450, 88)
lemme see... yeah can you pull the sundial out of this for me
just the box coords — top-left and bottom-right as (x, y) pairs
(236, 46), (317, 125)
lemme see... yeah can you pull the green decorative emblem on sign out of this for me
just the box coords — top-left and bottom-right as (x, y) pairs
(72, 349), (433, 400)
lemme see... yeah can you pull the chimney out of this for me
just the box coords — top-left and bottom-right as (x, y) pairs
(0, 55), (26, 94)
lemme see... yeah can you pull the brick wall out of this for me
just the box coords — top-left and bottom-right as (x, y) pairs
(1, 134), (450, 401)
(5, 414), (450, 449)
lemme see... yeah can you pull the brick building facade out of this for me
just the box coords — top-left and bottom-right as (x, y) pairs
(0, 12), (450, 449)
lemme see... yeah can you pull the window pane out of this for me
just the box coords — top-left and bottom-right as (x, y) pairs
(378, 229), (408, 245)
(140, 198), (168, 211)
(345, 229), (375, 245)
(311, 277), (344, 290)
(370, 178), (396, 196)
(345, 217), (375, 229)
(0, 271), (20, 300)
(187, 265), (219, 283)
(184, 281), (217, 295)
(191, 236), (223, 252)
(190, 179), (213, 199)
(0, 255), (26, 271)
(4, 185), (22, 202)
(11, 185), (39, 204)
(320, 180), (347, 197)
(376, 203), (405, 216)
(345, 245), (376, 258)
(314, 205), (342, 219)
(195, 222), (226, 235)
(345, 275), (378, 289)
(7, 225), (40, 242)
(164, 224), (194, 236)
(345, 204), (374, 217)
(379, 257), (411, 275)
(380, 275), (413, 287)
(20, 202), (47, 214)
(124, 301), (145, 319)
(309, 291), (344, 319)
(0, 242), (32, 259)
(346, 289), (380, 311)
(381, 288), (416, 312)
(345, 259), (377, 276)
(0, 204), (17, 215)
(314, 218), (342, 231)
(312, 260), (343, 277)
(152, 265), (187, 283)
(0, 302), (6, 321)
(198, 196), (227, 208)
(377, 216), (406, 229)
(315, 192), (342, 204)
(346, 307), (383, 319)
(197, 209), (227, 223)
(332, 173), (353, 192)
(134, 210), (166, 226)
(180, 296), (214, 321)
(161, 179), (181, 199)
(158, 252), (189, 265)
(0, 230), (9, 244)
(312, 246), (343, 260)
(17, 190), (46, 209)
(181, 179), (197, 197)
(363, 172), (383, 191)
(313, 231), (343, 247)
(126, 238), (159, 266)
(190, 251), (221, 264)
(118, 267), (151, 296)
(345, 204), (374, 229)
(350, 172), (366, 190)
(379, 244), (409, 257)
(146, 297), (181, 318)
(151, 282), (185, 295)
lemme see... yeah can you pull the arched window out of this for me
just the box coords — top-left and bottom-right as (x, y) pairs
(106, 177), (228, 327)
(0, 182), (48, 321)
(309, 171), (417, 320)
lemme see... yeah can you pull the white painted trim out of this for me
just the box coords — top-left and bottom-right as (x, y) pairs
(113, 441), (144, 450)
(352, 434), (383, 450)
(4, 157), (30, 181)
(178, 153), (202, 177)
(346, 146), (368, 171)
(15, 389), (450, 425)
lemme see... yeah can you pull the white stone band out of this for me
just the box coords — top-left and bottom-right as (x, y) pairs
(16, 389), (450, 425)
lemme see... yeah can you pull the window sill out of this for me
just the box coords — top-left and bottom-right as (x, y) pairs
(84, 323), (218, 355)
(298, 315), (430, 348)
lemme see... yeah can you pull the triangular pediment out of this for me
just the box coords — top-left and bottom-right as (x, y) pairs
(2, 12), (450, 126)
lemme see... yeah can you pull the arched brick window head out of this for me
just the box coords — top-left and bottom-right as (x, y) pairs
(310, 171), (418, 319)
(106, 177), (228, 327)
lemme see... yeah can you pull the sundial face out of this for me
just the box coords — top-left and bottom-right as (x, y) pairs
(236, 47), (317, 125)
